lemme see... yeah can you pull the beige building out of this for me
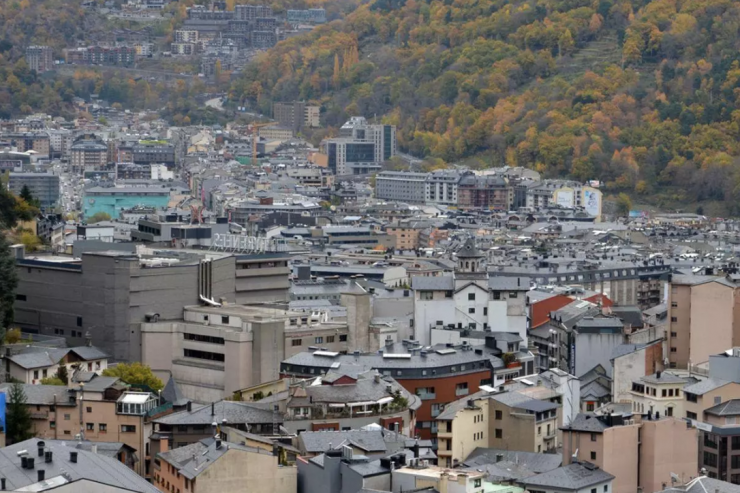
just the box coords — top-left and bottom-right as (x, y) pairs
(667, 274), (740, 369)
(0, 381), (161, 479)
(629, 371), (687, 418)
(259, 125), (294, 141)
(435, 387), (560, 467)
(141, 304), (349, 402)
(562, 414), (697, 493)
(154, 439), (296, 493)
(391, 466), (487, 493)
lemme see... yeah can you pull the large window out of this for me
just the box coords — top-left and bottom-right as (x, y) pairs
(184, 333), (225, 345)
(704, 451), (718, 468)
(184, 349), (225, 362)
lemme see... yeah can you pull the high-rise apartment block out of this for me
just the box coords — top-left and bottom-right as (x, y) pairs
(273, 101), (320, 131)
(26, 45), (53, 73)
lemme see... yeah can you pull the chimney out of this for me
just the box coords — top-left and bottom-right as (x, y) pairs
(187, 401), (192, 412)
(657, 371), (661, 379)
(496, 453), (504, 463)
(85, 331), (92, 347)
(21, 457), (28, 469)
(374, 374), (380, 384)
(27, 458), (34, 469)
(44, 451), (52, 463)
(211, 402), (215, 416)
(37, 441), (45, 457)
(91, 444), (97, 455)
(216, 438), (222, 449)
(1, 477), (5, 490)
(70, 451), (77, 463)
(37, 470), (45, 482)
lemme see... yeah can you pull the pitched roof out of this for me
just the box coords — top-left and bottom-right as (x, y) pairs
(523, 462), (614, 490)
(463, 448), (562, 475)
(0, 383), (77, 407)
(161, 377), (188, 407)
(299, 430), (388, 454)
(0, 437), (159, 492)
(661, 477), (740, 493)
(153, 401), (280, 426)
(563, 413), (609, 433)
(683, 378), (731, 396)
(705, 399), (740, 417)
(411, 275), (454, 291)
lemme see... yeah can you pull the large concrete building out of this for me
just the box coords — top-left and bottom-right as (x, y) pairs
(13, 248), (290, 361)
(142, 304), (350, 402)
(375, 171), (428, 203)
(83, 186), (172, 217)
(8, 171), (60, 212)
(324, 117), (396, 175)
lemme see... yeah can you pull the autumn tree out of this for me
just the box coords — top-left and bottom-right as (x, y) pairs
(103, 362), (164, 391)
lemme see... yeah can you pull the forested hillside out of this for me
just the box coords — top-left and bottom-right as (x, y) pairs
(232, 0), (740, 212)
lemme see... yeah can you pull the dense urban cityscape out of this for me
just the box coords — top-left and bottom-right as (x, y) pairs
(3, 0), (740, 492)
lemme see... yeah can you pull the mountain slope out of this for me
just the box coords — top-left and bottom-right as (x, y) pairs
(232, 0), (740, 212)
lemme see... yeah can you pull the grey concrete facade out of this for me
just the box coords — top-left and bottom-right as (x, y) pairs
(13, 250), (290, 362)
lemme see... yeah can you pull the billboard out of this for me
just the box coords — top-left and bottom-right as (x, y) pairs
(583, 188), (602, 218)
(554, 188), (575, 208)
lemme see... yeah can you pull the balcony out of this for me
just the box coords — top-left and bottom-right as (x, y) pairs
(431, 408), (442, 418)
(437, 430), (452, 439)
(30, 411), (49, 420)
(455, 388), (470, 397)
(417, 393), (436, 401)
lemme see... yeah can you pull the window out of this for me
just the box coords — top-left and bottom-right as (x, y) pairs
(468, 293), (475, 301)
(591, 451), (596, 460)
(121, 425), (136, 433)
(15, 294), (26, 301)
(538, 426), (541, 435)
(604, 486), (608, 493)
(495, 410), (502, 420)
(671, 332), (677, 337)
(445, 291), (453, 298)
(468, 308), (475, 314)
(474, 479), (482, 488)
(339, 335), (347, 342)
(483, 307), (488, 316)
(42, 369), (47, 378)
(184, 333), (225, 345)
(184, 349), (224, 362)
(420, 291), (433, 300)
(63, 430), (71, 435)
(291, 339), (302, 347)
(326, 336), (335, 343)
(704, 451), (718, 468)
(86, 423), (94, 431)
(686, 411), (697, 420)
(77, 317), (82, 327)
(671, 302), (678, 307)
(86, 406), (92, 413)
(64, 414), (70, 421)
(671, 347), (677, 353)
(50, 421), (56, 429)
(493, 291), (501, 300)
(715, 396), (722, 405)
(34, 370), (39, 380)
(591, 489), (597, 493)
(221, 316), (229, 324)
(315, 337), (323, 344)
(509, 292), (518, 298)
(662, 389), (667, 397)
(671, 317), (678, 322)
(591, 433), (597, 442)
(495, 428), (502, 438)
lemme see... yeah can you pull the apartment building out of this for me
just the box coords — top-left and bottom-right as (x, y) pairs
(281, 341), (504, 442)
(3, 132), (50, 156)
(435, 386), (560, 467)
(457, 174), (512, 210)
(5, 345), (108, 384)
(26, 45), (54, 73)
(154, 438), (296, 493)
(0, 381), (161, 478)
(426, 169), (462, 206)
(70, 134), (108, 171)
(8, 171), (59, 211)
(132, 141), (176, 166)
(611, 340), (663, 404)
(273, 101), (320, 131)
(375, 171), (428, 203)
(696, 399), (740, 483)
(325, 117), (396, 175)
(385, 219), (438, 250)
(392, 465), (487, 493)
(562, 413), (697, 493)
(174, 29), (199, 43)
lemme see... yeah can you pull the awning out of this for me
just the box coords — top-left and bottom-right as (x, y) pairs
(328, 403), (345, 408)
(376, 397), (393, 405)
(348, 401), (376, 407)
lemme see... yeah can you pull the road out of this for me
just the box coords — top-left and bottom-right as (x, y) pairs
(205, 97), (224, 111)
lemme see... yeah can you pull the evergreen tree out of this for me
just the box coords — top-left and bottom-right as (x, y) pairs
(6, 382), (33, 444)
(55, 362), (69, 385)
(19, 185), (32, 204)
(0, 232), (18, 331)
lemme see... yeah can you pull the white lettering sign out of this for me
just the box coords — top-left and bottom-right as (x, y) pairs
(210, 234), (286, 253)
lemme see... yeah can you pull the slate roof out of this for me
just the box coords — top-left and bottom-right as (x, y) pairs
(153, 400), (280, 426)
(610, 306), (644, 328)
(305, 377), (412, 406)
(563, 413), (609, 433)
(161, 377), (189, 407)
(705, 399), (740, 417)
(80, 376), (122, 393)
(488, 276), (530, 291)
(0, 437), (159, 492)
(610, 344), (645, 361)
(299, 430), (388, 454)
(641, 372), (686, 385)
(411, 275), (454, 291)
(43, 440), (133, 460)
(488, 332), (523, 343)
(158, 438), (272, 480)
(523, 462), (615, 490)
(683, 378), (731, 396)
(457, 238), (483, 258)
(661, 477), (740, 493)
(7, 346), (109, 370)
(347, 459), (390, 477)
(0, 383), (76, 406)
(489, 391), (560, 413)
(581, 380), (611, 399)
(463, 448), (562, 474)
